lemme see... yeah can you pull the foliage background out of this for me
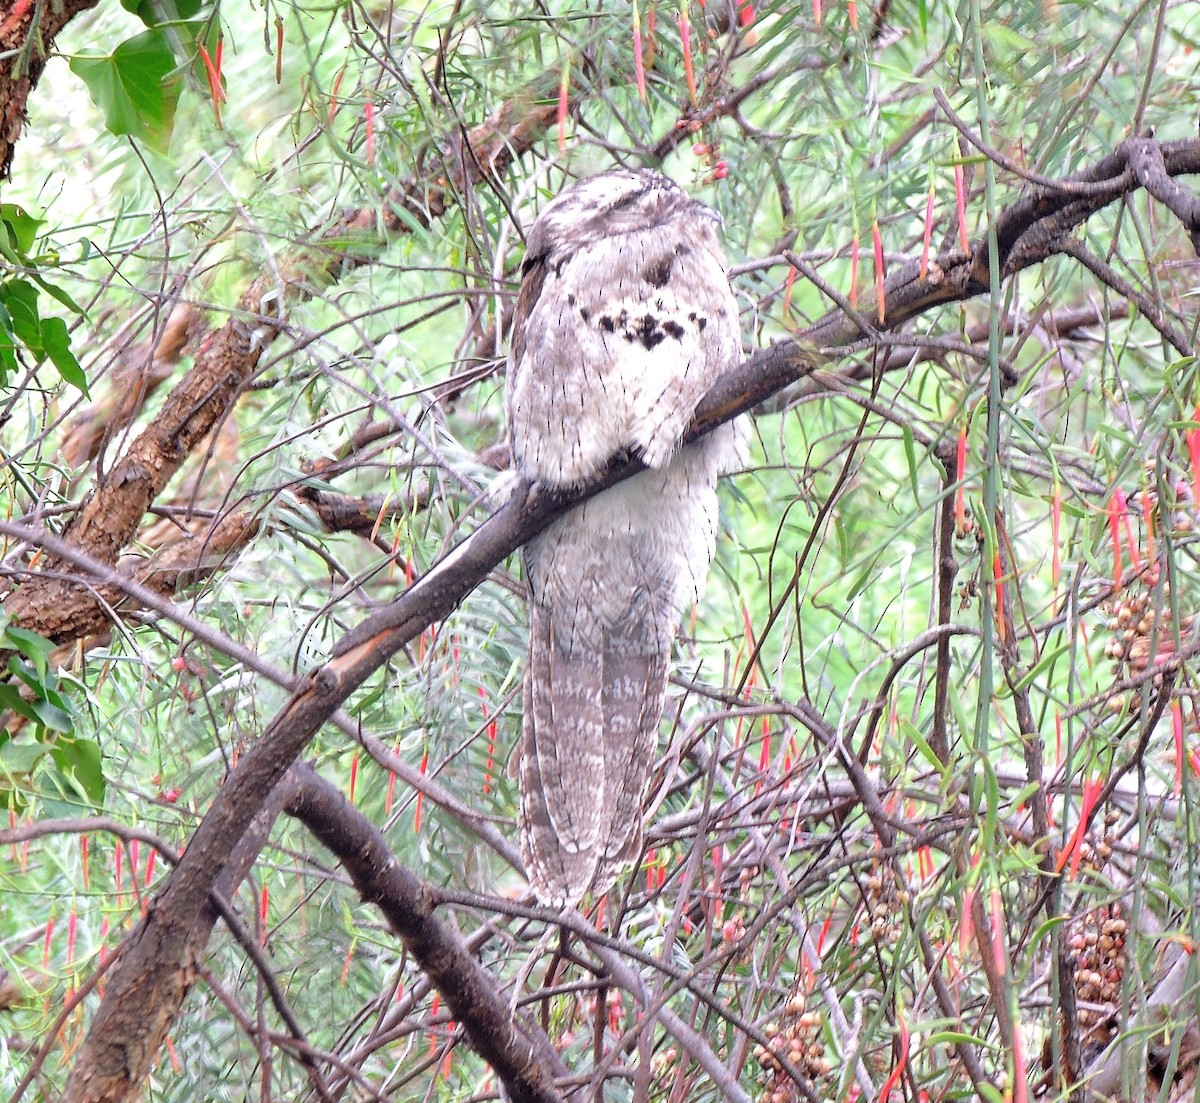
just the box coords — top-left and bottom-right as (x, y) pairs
(3, 0), (1200, 1101)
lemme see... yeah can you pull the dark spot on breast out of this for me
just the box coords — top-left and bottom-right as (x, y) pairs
(567, 293), (576, 306)
(688, 312), (697, 322)
(635, 314), (666, 350)
(599, 315), (615, 333)
(643, 255), (674, 288)
(675, 243), (691, 256)
(663, 319), (685, 339)
(580, 307), (591, 322)
(696, 317), (707, 331)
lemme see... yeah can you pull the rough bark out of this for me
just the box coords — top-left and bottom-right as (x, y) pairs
(285, 762), (572, 1103)
(0, 0), (101, 180)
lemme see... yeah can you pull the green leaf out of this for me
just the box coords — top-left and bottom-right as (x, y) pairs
(39, 316), (89, 394)
(51, 737), (105, 805)
(31, 699), (74, 734)
(2, 280), (41, 350)
(982, 21), (1036, 58)
(0, 683), (42, 725)
(121, 0), (204, 26)
(70, 30), (181, 151)
(0, 738), (46, 775)
(1029, 914), (1071, 949)
(901, 425), (920, 505)
(0, 203), (42, 255)
(33, 276), (85, 317)
(925, 1030), (992, 1049)
(1010, 785), (1050, 830)
(901, 719), (946, 779)
(8, 654), (43, 691)
(38, 791), (82, 819)
(1010, 642), (1070, 693)
(3, 625), (54, 683)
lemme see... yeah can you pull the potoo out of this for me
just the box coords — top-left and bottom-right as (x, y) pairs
(506, 168), (743, 905)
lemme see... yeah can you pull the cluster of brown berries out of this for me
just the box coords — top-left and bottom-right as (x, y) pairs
(862, 861), (909, 945)
(718, 867), (761, 960)
(753, 991), (832, 1100)
(1102, 582), (1191, 714)
(1068, 902), (1127, 1038)
(1136, 475), (1197, 535)
(1074, 807), (1120, 871)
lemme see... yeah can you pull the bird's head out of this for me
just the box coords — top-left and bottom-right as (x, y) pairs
(529, 167), (720, 253)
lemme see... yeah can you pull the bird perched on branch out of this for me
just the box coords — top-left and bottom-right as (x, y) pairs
(506, 167), (744, 906)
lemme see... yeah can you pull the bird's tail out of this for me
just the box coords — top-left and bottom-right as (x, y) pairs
(519, 598), (670, 906)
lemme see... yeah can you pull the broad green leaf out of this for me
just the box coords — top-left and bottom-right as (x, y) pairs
(1, 280), (41, 350)
(121, 0), (204, 26)
(8, 656), (48, 700)
(40, 316), (89, 393)
(0, 203), (42, 255)
(31, 699), (74, 733)
(3, 626), (54, 683)
(38, 792), (82, 819)
(51, 737), (106, 804)
(0, 683), (41, 725)
(70, 30), (181, 151)
(0, 222), (21, 265)
(0, 738), (45, 774)
(33, 276), (85, 317)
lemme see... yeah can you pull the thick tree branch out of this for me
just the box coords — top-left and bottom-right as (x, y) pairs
(802, 136), (1200, 351)
(284, 762), (572, 1103)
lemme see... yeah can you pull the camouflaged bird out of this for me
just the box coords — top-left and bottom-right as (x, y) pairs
(506, 167), (744, 906)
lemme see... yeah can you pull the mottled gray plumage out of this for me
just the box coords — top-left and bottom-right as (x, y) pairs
(506, 168), (743, 906)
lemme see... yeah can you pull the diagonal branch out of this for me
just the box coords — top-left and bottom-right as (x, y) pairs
(284, 762), (573, 1103)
